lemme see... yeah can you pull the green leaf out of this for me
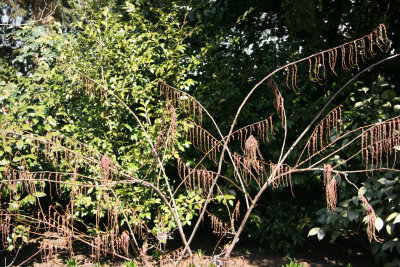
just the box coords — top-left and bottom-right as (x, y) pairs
(184, 79), (195, 86)
(386, 212), (399, 222)
(16, 140), (24, 150)
(386, 224), (393, 235)
(361, 87), (369, 93)
(375, 217), (384, 232)
(394, 215), (400, 224)
(348, 210), (358, 221)
(317, 229), (325, 240)
(377, 178), (395, 185)
(382, 242), (390, 251)
(47, 116), (56, 126)
(34, 192), (46, 197)
(9, 202), (19, 211)
(4, 146), (12, 154)
(371, 243), (379, 254)
(22, 195), (36, 205)
(354, 102), (363, 108)
(308, 227), (319, 237)
(382, 90), (396, 100)
(358, 187), (367, 196)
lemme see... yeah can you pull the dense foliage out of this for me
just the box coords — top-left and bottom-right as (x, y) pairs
(0, 0), (399, 266)
(1, 1), (205, 262)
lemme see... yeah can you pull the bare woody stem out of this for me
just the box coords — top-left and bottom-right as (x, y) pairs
(180, 41), (319, 261)
(63, 67), (193, 255)
(109, 188), (140, 256)
(2, 127), (189, 254)
(225, 54), (399, 257)
(106, 89), (192, 255)
(159, 81), (250, 208)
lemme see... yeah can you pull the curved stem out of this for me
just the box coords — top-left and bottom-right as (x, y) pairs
(178, 50), (300, 263)
(109, 188), (140, 255)
(225, 54), (399, 257)
(62, 66), (192, 255)
(159, 81), (250, 208)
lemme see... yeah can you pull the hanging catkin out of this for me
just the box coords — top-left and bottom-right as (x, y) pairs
(305, 105), (343, 156)
(323, 164), (338, 212)
(158, 80), (204, 125)
(177, 158), (215, 194)
(361, 118), (400, 170)
(287, 24), (390, 91)
(231, 115), (274, 149)
(360, 196), (381, 243)
(184, 121), (221, 163)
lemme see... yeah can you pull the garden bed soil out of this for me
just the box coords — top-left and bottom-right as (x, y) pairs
(2, 235), (374, 266)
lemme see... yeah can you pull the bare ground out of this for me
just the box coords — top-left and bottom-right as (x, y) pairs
(2, 233), (374, 266)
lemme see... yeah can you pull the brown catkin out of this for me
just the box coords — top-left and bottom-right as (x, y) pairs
(323, 164), (338, 212)
(360, 196), (381, 242)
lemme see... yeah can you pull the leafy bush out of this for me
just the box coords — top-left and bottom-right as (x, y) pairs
(247, 193), (316, 255)
(310, 77), (400, 264)
(282, 258), (304, 267)
(0, 1), (399, 265)
(0, 2), (202, 259)
(312, 172), (400, 263)
(66, 257), (78, 267)
(124, 261), (138, 267)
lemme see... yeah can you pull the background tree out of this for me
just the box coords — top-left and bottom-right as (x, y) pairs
(0, 0), (399, 266)
(182, 0), (400, 262)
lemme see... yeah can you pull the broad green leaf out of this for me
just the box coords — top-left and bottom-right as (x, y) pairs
(308, 227), (319, 237)
(4, 146), (12, 154)
(47, 116), (56, 126)
(386, 212), (399, 222)
(382, 242), (390, 251)
(382, 90), (396, 100)
(358, 187), (367, 196)
(386, 224), (393, 235)
(20, 195), (34, 206)
(394, 215), (400, 224)
(34, 192), (46, 197)
(375, 217), (384, 232)
(9, 202), (19, 211)
(317, 229), (325, 240)
(361, 87), (369, 93)
(377, 178), (388, 185)
(348, 210), (358, 221)
(16, 140), (24, 149)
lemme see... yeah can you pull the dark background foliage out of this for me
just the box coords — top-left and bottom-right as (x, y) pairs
(1, 0), (399, 265)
